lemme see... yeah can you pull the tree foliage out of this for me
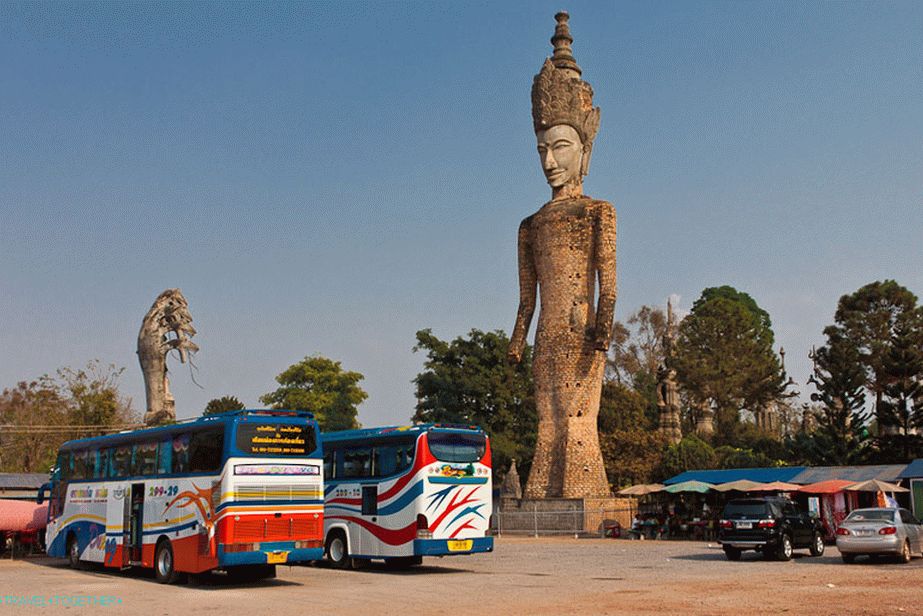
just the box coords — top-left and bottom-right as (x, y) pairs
(260, 356), (366, 431)
(673, 286), (785, 440)
(0, 362), (137, 473)
(655, 435), (716, 481)
(412, 329), (536, 480)
(204, 396), (246, 416)
(607, 305), (668, 427)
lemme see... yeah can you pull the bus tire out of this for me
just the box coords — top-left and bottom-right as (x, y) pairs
(326, 531), (350, 569)
(67, 533), (83, 570)
(154, 539), (181, 584)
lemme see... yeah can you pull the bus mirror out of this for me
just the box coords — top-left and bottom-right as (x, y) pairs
(37, 482), (50, 505)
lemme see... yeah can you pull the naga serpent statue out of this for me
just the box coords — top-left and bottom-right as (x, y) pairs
(137, 289), (198, 425)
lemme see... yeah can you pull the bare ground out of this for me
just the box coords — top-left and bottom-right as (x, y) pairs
(1, 537), (920, 615)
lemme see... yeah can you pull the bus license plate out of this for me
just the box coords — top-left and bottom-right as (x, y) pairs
(736, 522), (752, 529)
(447, 540), (472, 552)
(266, 551), (288, 564)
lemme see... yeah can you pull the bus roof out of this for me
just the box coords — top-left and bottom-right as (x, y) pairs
(57, 409), (315, 451)
(322, 423), (485, 443)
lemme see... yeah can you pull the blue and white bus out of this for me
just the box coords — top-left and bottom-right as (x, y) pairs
(41, 410), (325, 583)
(322, 424), (493, 568)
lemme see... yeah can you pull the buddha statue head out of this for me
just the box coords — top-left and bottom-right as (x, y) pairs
(531, 12), (601, 198)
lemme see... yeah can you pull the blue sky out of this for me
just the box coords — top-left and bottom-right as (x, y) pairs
(1, 1), (921, 426)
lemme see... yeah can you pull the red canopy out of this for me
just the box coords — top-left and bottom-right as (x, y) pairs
(797, 479), (854, 494)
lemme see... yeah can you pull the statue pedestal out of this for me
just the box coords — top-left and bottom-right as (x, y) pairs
(496, 496), (634, 535)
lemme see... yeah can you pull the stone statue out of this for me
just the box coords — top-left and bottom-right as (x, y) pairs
(138, 289), (198, 425)
(508, 13), (615, 499)
(657, 300), (682, 444)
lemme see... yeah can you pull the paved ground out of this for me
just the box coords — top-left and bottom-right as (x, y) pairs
(1, 538), (921, 615)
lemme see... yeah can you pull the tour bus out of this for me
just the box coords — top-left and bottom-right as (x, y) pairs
(321, 424), (493, 568)
(40, 409), (325, 583)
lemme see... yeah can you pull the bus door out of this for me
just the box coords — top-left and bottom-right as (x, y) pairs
(361, 485), (378, 556)
(127, 483), (145, 564)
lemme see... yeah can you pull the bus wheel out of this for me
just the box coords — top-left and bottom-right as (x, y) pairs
(67, 534), (83, 570)
(326, 531), (350, 569)
(155, 540), (181, 584)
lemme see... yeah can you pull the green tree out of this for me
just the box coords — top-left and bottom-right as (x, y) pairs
(876, 311), (923, 461)
(827, 280), (919, 426)
(204, 396), (246, 416)
(655, 434), (716, 481)
(673, 286), (785, 441)
(0, 362), (138, 473)
(597, 381), (666, 488)
(607, 305), (668, 427)
(58, 361), (135, 428)
(799, 331), (870, 465)
(260, 356), (366, 431)
(412, 329), (536, 480)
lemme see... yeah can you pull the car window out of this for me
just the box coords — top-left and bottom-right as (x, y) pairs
(722, 501), (769, 518)
(845, 509), (894, 522)
(782, 502), (798, 517)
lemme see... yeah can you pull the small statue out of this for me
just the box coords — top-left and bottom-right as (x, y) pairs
(657, 299), (682, 444)
(138, 289), (198, 425)
(508, 13), (615, 499)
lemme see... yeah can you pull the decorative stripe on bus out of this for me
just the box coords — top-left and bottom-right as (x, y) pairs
(215, 499), (323, 514)
(325, 515), (417, 546)
(427, 476), (488, 484)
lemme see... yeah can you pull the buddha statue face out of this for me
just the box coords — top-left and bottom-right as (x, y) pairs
(536, 124), (585, 192)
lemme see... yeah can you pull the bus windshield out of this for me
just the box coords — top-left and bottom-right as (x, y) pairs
(235, 422), (317, 457)
(427, 432), (486, 462)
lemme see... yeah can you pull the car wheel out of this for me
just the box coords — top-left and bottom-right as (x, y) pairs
(723, 547), (741, 561)
(897, 540), (911, 564)
(776, 533), (793, 561)
(809, 533), (825, 557)
(326, 531), (350, 569)
(155, 540), (181, 584)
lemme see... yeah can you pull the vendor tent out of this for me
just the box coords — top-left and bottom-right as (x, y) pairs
(750, 481), (801, 492)
(845, 479), (908, 493)
(618, 483), (664, 496)
(664, 480), (714, 494)
(797, 479), (855, 494)
(713, 479), (765, 492)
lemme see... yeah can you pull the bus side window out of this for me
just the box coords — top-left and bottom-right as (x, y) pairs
(134, 441), (158, 476)
(323, 450), (335, 479)
(112, 445), (132, 478)
(188, 429), (223, 473)
(377, 447), (396, 477)
(343, 448), (372, 478)
(92, 449), (102, 479)
(58, 453), (71, 482)
(173, 434), (190, 474)
(157, 439), (172, 475)
(72, 450), (89, 480)
(395, 441), (414, 474)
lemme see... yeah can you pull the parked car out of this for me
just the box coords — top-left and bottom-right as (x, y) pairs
(835, 508), (923, 564)
(718, 497), (826, 561)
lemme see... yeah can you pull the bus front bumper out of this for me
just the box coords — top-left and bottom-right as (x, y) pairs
(413, 537), (494, 556)
(218, 541), (323, 567)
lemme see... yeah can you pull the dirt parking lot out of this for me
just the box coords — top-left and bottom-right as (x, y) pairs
(1, 537), (921, 615)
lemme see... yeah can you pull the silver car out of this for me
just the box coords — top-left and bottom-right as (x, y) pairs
(835, 508), (923, 564)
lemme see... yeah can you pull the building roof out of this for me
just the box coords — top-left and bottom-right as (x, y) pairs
(0, 473), (47, 490)
(663, 467), (806, 486)
(898, 459), (923, 479)
(789, 465), (907, 484)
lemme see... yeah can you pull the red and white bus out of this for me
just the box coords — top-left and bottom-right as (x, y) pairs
(41, 410), (324, 582)
(321, 424), (493, 568)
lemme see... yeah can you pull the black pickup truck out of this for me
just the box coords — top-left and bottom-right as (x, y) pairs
(718, 497), (826, 561)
